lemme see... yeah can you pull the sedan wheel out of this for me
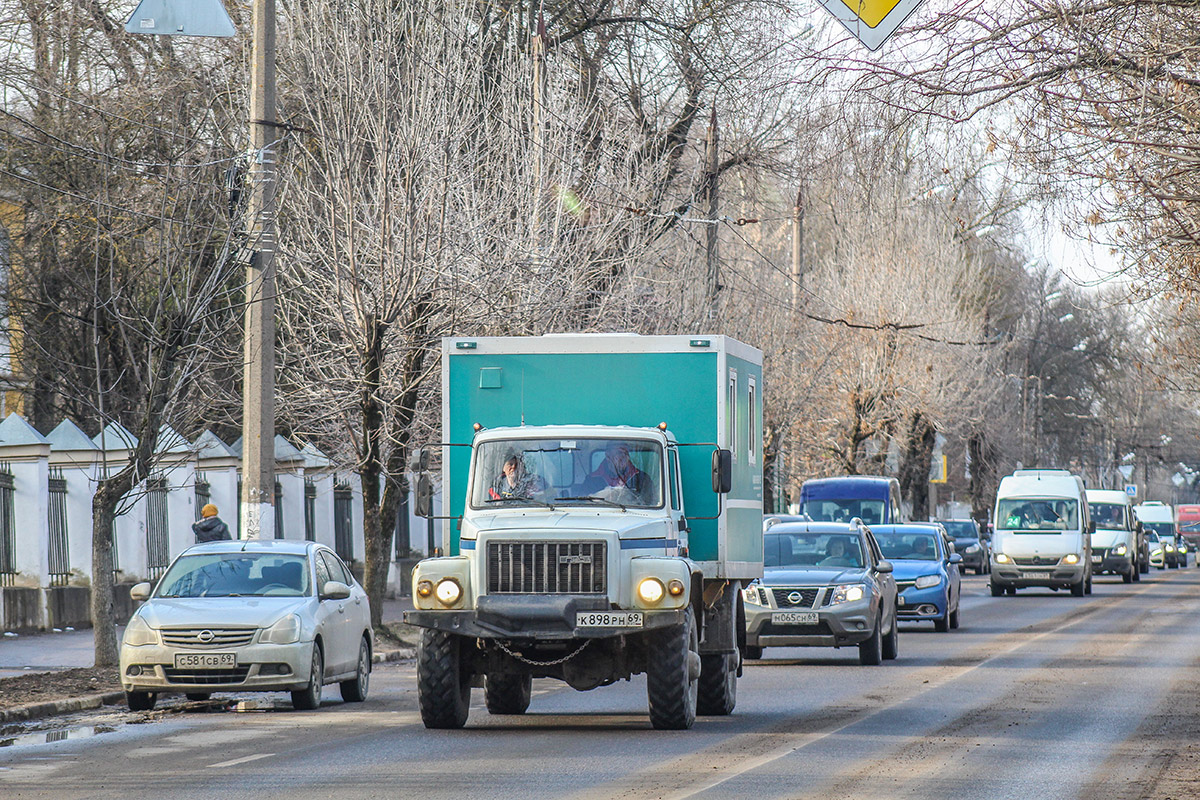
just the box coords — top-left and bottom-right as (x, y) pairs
(340, 637), (370, 702)
(292, 645), (324, 710)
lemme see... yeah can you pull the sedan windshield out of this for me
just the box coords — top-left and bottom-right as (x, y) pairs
(764, 532), (864, 569)
(156, 553), (311, 598)
(470, 437), (663, 509)
(873, 532), (941, 561)
(996, 498), (1079, 531)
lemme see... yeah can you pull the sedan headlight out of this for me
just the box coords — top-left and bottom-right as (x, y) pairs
(1152, 548), (1163, 557)
(914, 574), (941, 589)
(123, 615), (158, 646)
(994, 553), (1011, 564)
(829, 584), (866, 605)
(261, 613), (302, 644)
(1179, 543), (1188, 553)
(964, 545), (980, 554)
(1112, 543), (1129, 556)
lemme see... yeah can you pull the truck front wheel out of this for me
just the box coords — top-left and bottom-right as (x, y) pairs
(485, 673), (532, 715)
(417, 629), (472, 729)
(646, 607), (699, 730)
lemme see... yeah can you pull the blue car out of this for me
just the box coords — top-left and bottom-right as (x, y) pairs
(871, 524), (962, 632)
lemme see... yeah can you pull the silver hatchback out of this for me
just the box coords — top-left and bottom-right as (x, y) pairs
(119, 540), (372, 711)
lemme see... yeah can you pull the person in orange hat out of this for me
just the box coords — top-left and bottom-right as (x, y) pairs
(193, 503), (232, 542)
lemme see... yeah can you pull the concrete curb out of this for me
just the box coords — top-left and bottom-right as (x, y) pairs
(0, 691), (125, 724)
(0, 648), (415, 725)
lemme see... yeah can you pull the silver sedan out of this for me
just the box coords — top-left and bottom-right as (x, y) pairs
(119, 540), (373, 711)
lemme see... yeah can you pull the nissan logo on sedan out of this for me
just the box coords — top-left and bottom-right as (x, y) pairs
(197, 630), (215, 643)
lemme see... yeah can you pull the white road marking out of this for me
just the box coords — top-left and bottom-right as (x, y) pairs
(207, 753), (274, 768)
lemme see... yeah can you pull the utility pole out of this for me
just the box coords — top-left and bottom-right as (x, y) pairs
(704, 106), (720, 318)
(791, 186), (804, 309)
(242, 0), (277, 540)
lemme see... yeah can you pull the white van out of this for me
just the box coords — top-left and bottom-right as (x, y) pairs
(1134, 501), (1185, 567)
(1088, 489), (1146, 581)
(990, 469), (1093, 597)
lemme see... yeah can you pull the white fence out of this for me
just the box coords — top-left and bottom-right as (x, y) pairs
(0, 413), (435, 629)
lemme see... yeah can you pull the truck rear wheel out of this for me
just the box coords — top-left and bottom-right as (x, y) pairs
(417, 629), (471, 729)
(646, 607), (699, 730)
(485, 673), (532, 715)
(697, 653), (737, 716)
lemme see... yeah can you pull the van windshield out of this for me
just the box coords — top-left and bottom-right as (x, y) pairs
(997, 498), (1079, 532)
(1142, 522), (1175, 538)
(1088, 503), (1126, 529)
(800, 499), (886, 526)
(470, 437), (663, 509)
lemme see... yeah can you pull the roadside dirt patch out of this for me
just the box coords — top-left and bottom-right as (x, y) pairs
(0, 667), (121, 711)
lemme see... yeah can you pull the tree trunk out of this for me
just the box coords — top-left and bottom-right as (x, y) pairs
(900, 411), (936, 521)
(967, 432), (995, 530)
(90, 487), (119, 667)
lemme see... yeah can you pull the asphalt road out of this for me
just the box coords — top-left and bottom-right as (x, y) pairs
(3, 569), (1200, 799)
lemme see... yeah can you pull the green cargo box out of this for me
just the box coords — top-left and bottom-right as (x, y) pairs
(439, 334), (764, 580)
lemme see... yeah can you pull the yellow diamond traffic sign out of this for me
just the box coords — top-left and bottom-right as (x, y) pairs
(817, 0), (924, 51)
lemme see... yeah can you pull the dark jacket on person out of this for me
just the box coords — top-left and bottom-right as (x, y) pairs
(193, 516), (232, 543)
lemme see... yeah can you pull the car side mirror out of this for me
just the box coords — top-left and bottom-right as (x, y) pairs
(711, 449), (732, 493)
(130, 582), (152, 602)
(949, 553), (963, 565)
(321, 580), (352, 601)
(1088, 520), (1097, 534)
(875, 559), (893, 574)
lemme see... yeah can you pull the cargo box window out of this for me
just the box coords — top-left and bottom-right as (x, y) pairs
(747, 376), (757, 465)
(727, 370), (738, 460)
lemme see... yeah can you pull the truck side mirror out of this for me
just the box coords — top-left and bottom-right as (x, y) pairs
(712, 449), (732, 493)
(415, 474), (433, 518)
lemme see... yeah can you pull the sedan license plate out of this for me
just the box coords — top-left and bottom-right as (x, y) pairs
(576, 612), (643, 628)
(772, 611), (818, 625)
(174, 652), (236, 669)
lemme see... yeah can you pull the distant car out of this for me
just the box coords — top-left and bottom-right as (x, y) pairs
(935, 519), (989, 574)
(743, 521), (898, 665)
(119, 540), (373, 711)
(1146, 532), (1166, 570)
(873, 524), (963, 631)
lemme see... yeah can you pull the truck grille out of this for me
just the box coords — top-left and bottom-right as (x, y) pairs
(487, 541), (607, 594)
(1011, 556), (1059, 567)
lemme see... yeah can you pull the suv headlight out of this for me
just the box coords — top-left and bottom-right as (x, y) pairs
(1112, 543), (1128, 556)
(914, 574), (941, 589)
(829, 584), (866, 605)
(261, 614), (302, 644)
(122, 615), (158, 646)
(743, 586), (765, 606)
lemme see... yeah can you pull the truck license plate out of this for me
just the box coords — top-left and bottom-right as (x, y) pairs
(772, 611), (818, 625)
(174, 652), (236, 669)
(576, 612), (643, 628)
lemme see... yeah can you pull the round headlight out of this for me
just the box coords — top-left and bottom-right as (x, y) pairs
(416, 579), (434, 598)
(637, 578), (665, 604)
(434, 578), (462, 606)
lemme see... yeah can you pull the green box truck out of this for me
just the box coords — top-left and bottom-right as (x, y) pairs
(405, 334), (764, 729)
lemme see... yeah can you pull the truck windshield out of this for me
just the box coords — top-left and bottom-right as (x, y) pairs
(470, 437), (664, 509)
(996, 498), (1079, 532)
(800, 499), (886, 526)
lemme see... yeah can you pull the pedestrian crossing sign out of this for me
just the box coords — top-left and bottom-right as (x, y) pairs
(816, 0), (924, 51)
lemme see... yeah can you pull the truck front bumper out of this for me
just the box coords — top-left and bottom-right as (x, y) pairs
(405, 595), (687, 640)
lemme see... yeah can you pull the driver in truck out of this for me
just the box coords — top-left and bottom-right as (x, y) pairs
(489, 455), (545, 500)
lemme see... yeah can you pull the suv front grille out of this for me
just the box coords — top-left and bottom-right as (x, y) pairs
(161, 628), (256, 647)
(487, 541), (607, 594)
(771, 588), (820, 608)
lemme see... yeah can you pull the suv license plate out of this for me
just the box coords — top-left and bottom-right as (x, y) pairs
(174, 652), (236, 669)
(772, 611), (818, 625)
(576, 612), (643, 628)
